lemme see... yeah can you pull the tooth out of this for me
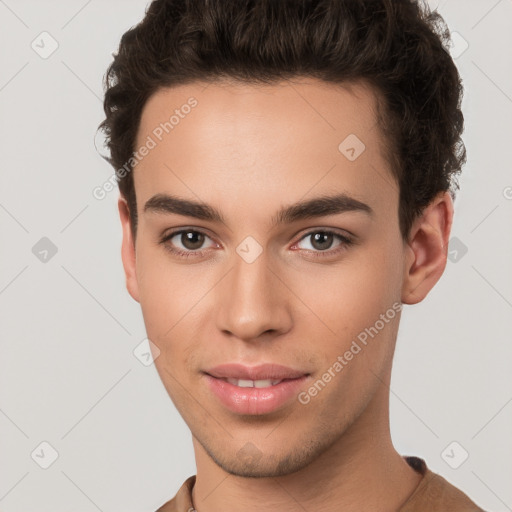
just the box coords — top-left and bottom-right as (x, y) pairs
(237, 379), (254, 388)
(224, 378), (285, 388)
(254, 379), (273, 388)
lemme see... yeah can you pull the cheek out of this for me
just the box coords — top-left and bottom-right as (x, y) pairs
(292, 252), (400, 329)
(135, 246), (195, 339)
(135, 246), (214, 373)
(288, 245), (402, 376)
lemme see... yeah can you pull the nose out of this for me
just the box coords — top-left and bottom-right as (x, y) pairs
(215, 248), (293, 342)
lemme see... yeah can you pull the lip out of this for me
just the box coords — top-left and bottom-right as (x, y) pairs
(204, 363), (309, 381)
(203, 363), (311, 415)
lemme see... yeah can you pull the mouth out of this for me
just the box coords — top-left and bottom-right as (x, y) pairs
(202, 363), (311, 415)
(215, 377), (297, 388)
(203, 362), (309, 381)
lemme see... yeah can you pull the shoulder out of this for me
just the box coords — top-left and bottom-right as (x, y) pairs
(400, 456), (487, 512)
(155, 475), (196, 512)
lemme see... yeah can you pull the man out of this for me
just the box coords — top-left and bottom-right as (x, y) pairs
(99, 0), (486, 510)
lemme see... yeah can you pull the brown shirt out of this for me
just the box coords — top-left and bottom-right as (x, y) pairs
(156, 456), (486, 511)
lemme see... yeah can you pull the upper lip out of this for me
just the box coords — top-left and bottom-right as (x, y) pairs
(204, 363), (309, 381)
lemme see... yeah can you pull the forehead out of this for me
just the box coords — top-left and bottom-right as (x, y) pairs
(134, 78), (397, 221)
(137, 78), (381, 149)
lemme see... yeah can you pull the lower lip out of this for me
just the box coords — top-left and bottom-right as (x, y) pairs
(204, 374), (310, 415)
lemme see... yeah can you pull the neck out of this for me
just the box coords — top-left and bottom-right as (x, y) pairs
(191, 369), (423, 512)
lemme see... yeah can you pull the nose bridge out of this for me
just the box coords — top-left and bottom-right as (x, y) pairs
(215, 246), (291, 340)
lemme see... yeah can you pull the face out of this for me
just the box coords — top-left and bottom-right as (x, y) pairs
(119, 78), (436, 477)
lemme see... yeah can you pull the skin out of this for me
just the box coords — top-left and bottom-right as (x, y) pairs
(118, 77), (453, 512)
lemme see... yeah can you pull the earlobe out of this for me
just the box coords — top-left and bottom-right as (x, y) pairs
(118, 197), (140, 303)
(401, 191), (454, 305)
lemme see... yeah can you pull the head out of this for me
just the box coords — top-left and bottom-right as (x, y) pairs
(99, 0), (465, 477)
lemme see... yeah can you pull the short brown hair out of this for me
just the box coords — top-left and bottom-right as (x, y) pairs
(98, 0), (466, 243)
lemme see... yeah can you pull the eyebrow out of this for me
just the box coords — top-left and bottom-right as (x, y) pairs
(143, 192), (374, 226)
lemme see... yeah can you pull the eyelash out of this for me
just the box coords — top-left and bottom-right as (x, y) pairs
(159, 228), (355, 260)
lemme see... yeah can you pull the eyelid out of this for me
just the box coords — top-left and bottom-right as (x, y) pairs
(159, 227), (219, 255)
(163, 227), (217, 242)
(291, 228), (354, 249)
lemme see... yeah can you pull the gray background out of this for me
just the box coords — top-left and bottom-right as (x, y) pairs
(0, 0), (511, 510)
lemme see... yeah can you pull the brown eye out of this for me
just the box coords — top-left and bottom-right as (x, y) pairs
(297, 230), (350, 252)
(309, 232), (335, 251)
(180, 230), (205, 250)
(160, 229), (216, 257)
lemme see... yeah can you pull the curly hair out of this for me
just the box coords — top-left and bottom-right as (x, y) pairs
(98, 0), (466, 243)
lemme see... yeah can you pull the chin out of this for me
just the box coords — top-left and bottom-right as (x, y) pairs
(200, 435), (327, 478)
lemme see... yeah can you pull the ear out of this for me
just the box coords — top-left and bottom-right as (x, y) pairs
(401, 191), (454, 305)
(118, 196), (140, 303)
